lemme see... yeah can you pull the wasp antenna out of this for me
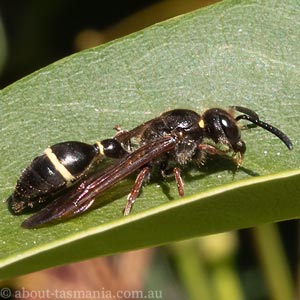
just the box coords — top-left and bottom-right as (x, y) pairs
(230, 106), (260, 120)
(236, 114), (293, 150)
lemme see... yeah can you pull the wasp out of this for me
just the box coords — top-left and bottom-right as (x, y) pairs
(7, 139), (128, 214)
(7, 106), (293, 228)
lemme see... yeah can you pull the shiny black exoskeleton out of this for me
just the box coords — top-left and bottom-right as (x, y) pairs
(7, 106), (293, 228)
(115, 106), (291, 168)
(8, 139), (127, 214)
(112, 106), (293, 215)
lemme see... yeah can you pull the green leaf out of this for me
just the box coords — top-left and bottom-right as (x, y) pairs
(1, 0), (300, 279)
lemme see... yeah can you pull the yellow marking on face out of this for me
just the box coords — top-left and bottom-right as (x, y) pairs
(198, 119), (205, 128)
(44, 147), (75, 184)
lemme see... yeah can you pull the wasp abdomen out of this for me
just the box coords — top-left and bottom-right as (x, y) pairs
(50, 142), (98, 178)
(7, 155), (66, 214)
(8, 141), (100, 214)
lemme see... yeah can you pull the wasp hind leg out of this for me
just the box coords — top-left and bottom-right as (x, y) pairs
(173, 167), (184, 197)
(123, 167), (150, 216)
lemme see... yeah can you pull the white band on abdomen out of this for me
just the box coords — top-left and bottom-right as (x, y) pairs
(44, 147), (75, 184)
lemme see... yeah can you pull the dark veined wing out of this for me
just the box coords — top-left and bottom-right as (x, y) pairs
(113, 117), (158, 144)
(22, 135), (177, 228)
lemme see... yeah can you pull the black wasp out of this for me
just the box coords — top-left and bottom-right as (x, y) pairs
(7, 106), (293, 228)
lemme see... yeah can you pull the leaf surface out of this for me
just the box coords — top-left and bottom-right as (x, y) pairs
(1, 0), (300, 279)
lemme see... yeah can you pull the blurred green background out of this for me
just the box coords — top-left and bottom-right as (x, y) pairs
(0, 1), (298, 300)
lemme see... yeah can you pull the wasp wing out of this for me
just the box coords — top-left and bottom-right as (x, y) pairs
(113, 116), (160, 146)
(22, 136), (177, 228)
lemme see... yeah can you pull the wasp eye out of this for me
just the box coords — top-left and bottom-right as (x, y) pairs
(202, 109), (241, 147)
(221, 117), (229, 128)
(219, 115), (241, 144)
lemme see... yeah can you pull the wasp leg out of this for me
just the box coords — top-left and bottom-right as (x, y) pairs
(112, 125), (133, 152)
(198, 143), (229, 155)
(113, 124), (123, 132)
(173, 167), (184, 197)
(198, 143), (244, 166)
(123, 166), (150, 216)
